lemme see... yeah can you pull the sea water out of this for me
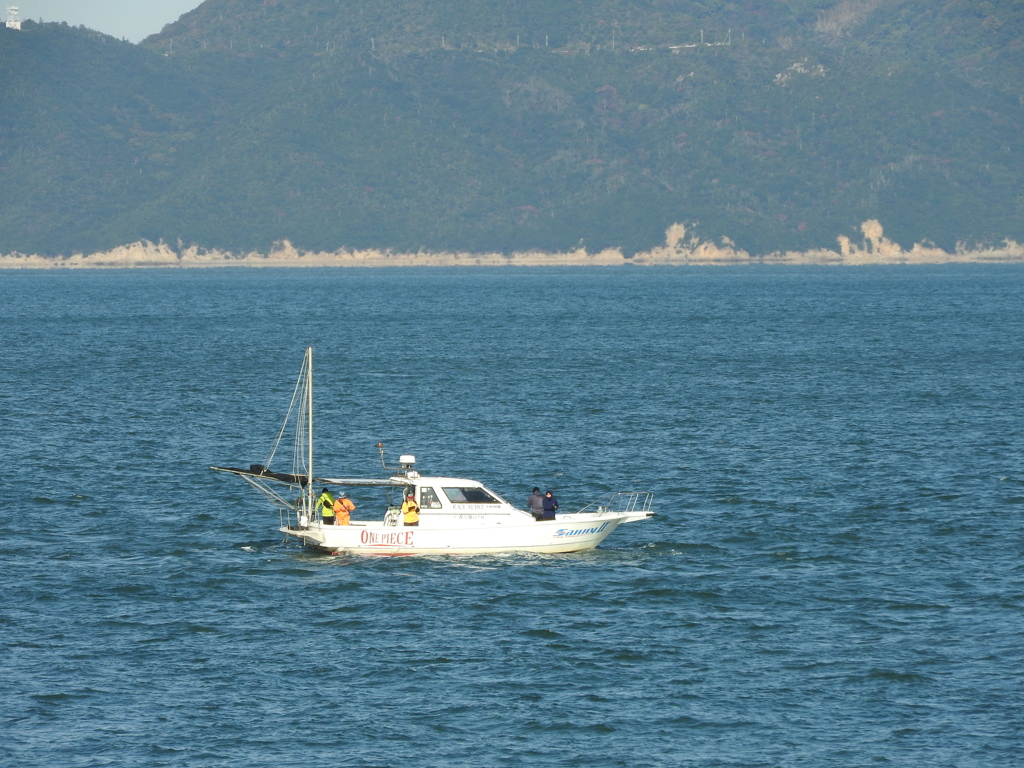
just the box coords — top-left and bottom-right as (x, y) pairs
(1, 266), (1022, 767)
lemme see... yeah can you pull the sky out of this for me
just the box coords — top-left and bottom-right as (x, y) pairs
(12, 1), (202, 43)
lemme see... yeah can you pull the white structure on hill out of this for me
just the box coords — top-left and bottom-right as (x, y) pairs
(5, 6), (21, 30)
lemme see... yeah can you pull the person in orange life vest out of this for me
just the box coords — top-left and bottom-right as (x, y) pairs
(333, 495), (355, 525)
(401, 493), (420, 526)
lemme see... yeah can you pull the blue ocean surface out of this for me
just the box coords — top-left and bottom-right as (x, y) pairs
(1, 265), (1022, 767)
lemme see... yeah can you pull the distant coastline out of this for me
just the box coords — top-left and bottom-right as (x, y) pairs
(2, 221), (1022, 269)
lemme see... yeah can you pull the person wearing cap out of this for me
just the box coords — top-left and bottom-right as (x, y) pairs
(333, 495), (355, 525)
(401, 493), (420, 527)
(526, 487), (545, 520)
(540, 490), (559, 521)
(316, 488), (336, 525)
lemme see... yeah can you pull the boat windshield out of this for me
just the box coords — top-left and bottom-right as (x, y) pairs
(442, 487), (500, 504)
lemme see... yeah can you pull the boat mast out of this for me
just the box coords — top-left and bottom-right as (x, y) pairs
(306, 346), (314, 517)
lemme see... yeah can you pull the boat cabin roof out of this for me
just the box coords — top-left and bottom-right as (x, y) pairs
(318, 475), (515, 507)
(318, 475), (485, 486)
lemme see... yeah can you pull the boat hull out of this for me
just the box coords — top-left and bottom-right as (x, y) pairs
(279, 513), (642, 555)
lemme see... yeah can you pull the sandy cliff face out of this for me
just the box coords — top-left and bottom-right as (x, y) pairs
(1, 221), (1021, 268)
(634, 221), (1024, 265)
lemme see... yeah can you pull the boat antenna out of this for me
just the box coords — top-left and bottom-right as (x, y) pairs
(378, 442), (396, 472)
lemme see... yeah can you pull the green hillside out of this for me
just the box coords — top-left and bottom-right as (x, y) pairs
(1, 0), (1022, 257)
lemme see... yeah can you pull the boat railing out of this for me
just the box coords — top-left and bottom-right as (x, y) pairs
(575, 491), (654, 515)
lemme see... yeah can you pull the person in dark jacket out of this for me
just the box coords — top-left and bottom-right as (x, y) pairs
(527, 487), (545, 520)
(541, 490), (559, 520)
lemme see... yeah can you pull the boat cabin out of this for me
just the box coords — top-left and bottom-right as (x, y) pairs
(319, 455), (535, 527)
(401, 477), (531, 525)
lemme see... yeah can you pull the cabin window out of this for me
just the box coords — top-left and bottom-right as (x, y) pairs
(419, 487), (442, 509)
(442, 487), (500, 504)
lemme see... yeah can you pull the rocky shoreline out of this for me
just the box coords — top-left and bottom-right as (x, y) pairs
(2, 221), (1021, 269)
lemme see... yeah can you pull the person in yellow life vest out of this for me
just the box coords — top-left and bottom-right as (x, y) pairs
(401, 493), (420, 527)
(316, 488), (336, 525)
(333, 495), (355, 525)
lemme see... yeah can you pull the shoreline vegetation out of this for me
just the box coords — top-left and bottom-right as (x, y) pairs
(2, 221), (1022, 269)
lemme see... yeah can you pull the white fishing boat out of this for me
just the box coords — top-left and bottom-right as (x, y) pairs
(213, 347), (653, 555)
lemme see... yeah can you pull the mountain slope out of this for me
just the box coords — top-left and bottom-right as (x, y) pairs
(1, 0), (1022, 257)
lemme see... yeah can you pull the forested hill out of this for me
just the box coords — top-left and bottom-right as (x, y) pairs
(1, 0), (1022, 258)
